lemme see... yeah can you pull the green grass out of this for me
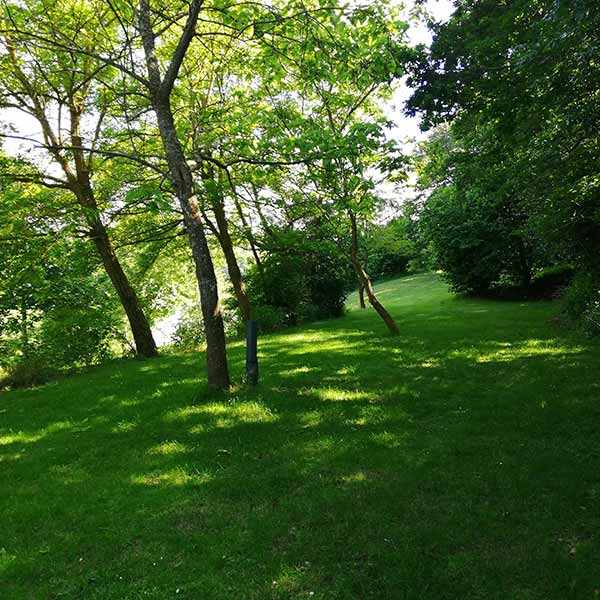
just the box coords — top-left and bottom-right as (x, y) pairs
(2, 273), (600, 599)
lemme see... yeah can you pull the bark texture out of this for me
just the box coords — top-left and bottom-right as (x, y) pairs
(358, 281), (366, 309)
(199, 166), (252, 321)
(70, 106), (158, 357)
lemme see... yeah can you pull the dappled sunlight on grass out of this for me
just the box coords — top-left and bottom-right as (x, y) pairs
(309, 387), (377, 402)
(474, 339), (585, 363)
(2, 273), (600, 599)
(0, 430), (47, 446)
(165, 401), (277, 427)
(148, 441), (188, 456)
(130, 466), (212, 487)
(277, 366), (316, 377)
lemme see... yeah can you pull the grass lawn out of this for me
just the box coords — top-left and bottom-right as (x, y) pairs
(1, 273), (599, 599)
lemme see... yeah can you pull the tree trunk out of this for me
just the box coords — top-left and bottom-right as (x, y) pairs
(159, 110), (230, 389)
(358, 281), (366, 309)
(20, 302), (29, 357)
(86, 216), (158, 357)
(349, 211), (399, 335)
(231, 190), (263, 274)
(139, 0), (229, 390)
(5, 39), (158, 359)
(202, 168), (252, 321)
(70, 123), (157, 358)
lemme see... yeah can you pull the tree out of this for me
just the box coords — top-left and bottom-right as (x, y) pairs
(0, 177), (125, 385)
(407, 0), (600, 279)
(0, 0), (157, 357)
(135, 0), (230, 389)
(238, 1), (412, 334)
(413, 124), (546, 294)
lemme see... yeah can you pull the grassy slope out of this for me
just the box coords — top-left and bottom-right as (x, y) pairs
(1, 273), (599, 600)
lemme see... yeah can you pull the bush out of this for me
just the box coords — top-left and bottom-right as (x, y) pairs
(36, 305), (117, 369)
(1, 356), (56, 390)
(419, 186), (549, 295)
(251, 304), (286, 333)
(228, 226), (352, 333)
(560, 272), (600, 336)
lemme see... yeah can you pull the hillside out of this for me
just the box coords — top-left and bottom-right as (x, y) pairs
(1, 273), (599, 599)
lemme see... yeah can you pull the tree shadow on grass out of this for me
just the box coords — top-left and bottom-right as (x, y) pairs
(1, 302), (600, 599)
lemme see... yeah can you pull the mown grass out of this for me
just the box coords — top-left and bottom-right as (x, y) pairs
(1, 273), (599, 599)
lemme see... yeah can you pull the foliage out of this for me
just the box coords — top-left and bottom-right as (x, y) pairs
(240, 226), (353, 332)
(527, 265), (575, 300)
(362, 217), (419, 279)
(169, 304), (206, 352)
(0, 233), (125, 387)
(1, 355), (56, 390)
(416, 177), (545, 295)
(560, 272), (600, 337)
(408, 0), (600, 313)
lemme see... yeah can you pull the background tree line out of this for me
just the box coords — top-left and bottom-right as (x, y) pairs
(406, 0), (600, 334)
(2, 0), (597, 390)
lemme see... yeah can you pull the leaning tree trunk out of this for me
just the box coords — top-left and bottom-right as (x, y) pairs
(139, 0), (229, 390)
(157, 109), (230, 389)
(349, 211), (399, 335)
(70, 130), (157, 357)
(5, 40), (158, 359)
(86, 214), (158, 357)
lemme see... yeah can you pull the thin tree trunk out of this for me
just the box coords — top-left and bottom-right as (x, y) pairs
(201, 167), (252, 321)
(358, 281), (366, 309)
(20, 302), (29, 357)
(231, 189), (263, 274)
(139, 0), (229, 389)
(349, 211), (399, 335)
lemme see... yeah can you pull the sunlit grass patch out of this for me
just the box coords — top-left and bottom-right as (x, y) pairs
(148, 440), (188, 456)
(311, 387), (377, 402)
(130, 466), (211, 487)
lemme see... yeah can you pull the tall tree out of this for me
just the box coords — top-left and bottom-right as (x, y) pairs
(243, 1), (410, 334)
(407, 0), (600, 276)
(136, 0), (229, 389)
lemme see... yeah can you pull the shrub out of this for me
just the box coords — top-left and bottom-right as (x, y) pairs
(228, 226), (352, 333)
(251, 304), (286, 333)
(1, 356), (56, 390)
(419, 186), (552, 295)
(560, 272), (600, 336)
(36, 305), (117, 369)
